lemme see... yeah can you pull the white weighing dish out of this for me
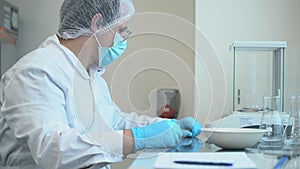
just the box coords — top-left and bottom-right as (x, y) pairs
(202, 128), (267, 149)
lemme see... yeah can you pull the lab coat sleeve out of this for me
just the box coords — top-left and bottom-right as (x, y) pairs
(94, 73), (167, 130)
(111, 102), (168, 130)
(1, 67), (122, 169)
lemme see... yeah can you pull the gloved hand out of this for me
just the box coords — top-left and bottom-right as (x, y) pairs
(131, 119), (192, 152)
(176, 117), (202, 137)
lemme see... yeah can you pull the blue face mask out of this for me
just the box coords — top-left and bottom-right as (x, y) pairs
(98, 32), (127, 67)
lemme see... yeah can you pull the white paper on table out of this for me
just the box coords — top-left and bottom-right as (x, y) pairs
(154, 152), (257, 169)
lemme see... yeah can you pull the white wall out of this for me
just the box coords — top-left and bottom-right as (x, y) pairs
(105, 0), (195, 119)
(196, 0), (300, 123)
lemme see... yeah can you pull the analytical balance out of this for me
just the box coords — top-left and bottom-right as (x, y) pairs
(207, 41), (288, 128)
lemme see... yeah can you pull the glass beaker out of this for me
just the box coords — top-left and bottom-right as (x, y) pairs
(283, 96), (300, 155)
(258, 96), (283, 154)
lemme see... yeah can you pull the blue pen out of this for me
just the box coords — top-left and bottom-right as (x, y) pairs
(273, 155), (290, 169)
(174, 160), (233, 167)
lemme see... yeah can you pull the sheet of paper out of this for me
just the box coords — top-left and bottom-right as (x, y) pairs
(154, 152), (257, 169)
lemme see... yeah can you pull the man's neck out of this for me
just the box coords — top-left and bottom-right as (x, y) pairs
(59, 36), (97, 70)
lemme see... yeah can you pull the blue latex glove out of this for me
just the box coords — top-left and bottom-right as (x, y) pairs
(131, 120), (192, 152)
(176, 117), (202, 137)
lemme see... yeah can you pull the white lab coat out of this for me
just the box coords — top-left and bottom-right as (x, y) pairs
(0, 35), (163, 169)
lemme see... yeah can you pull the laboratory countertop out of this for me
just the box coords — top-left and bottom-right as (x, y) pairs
(111, 138), (300, 169)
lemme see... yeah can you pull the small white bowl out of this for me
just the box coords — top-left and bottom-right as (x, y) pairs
(202, 128), (267, 149)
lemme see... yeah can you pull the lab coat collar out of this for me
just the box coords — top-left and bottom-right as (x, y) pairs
(40, 35), (99, 80)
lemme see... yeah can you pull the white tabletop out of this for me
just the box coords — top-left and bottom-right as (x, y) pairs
(111, 138), (300, 169)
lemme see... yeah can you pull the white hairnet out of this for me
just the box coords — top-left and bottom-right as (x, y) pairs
(58, 0), (135, 39)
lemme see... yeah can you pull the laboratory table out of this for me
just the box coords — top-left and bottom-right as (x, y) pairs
(111, 138), (300, 169)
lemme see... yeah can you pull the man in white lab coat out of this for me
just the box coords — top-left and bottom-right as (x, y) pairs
(0, 0), (202, 168)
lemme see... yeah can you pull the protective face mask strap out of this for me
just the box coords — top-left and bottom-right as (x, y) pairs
(94, 33), (102, 47)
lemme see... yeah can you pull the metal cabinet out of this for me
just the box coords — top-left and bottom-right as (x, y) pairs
(0, 0), (18, 76)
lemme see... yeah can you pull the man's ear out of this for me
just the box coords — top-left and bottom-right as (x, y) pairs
(91, 14), (103, 33)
